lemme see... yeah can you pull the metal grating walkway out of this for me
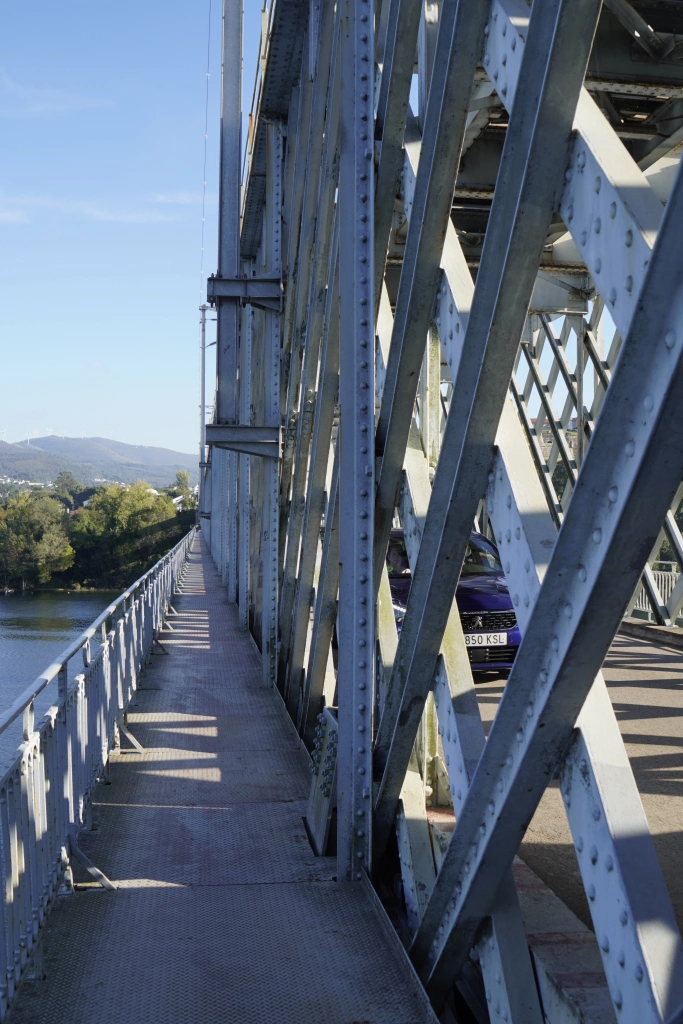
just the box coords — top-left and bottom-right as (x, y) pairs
(8, 538), (436, 1024)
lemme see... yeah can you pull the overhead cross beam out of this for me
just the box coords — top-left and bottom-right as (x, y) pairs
(206, 275), (282, 312)
(204, 424), (280, 459)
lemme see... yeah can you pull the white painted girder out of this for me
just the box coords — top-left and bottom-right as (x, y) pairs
(260, 121), (283, 687)
(278, 1), (340, 695)
(404, 0), (677, 634)
(488, 400), (683, 1024)
(374, 0), (603, 868)
(382, 5), (683, 1014)
(287, 223), (340, 723)
(410, 129), (683, 1017)
(375, 251), (543, 1024)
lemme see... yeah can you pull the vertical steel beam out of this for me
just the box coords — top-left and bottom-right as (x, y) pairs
(209, 451), (217, 561)
(301, 451), (340, 745)
(211, 0), (242, 602)
(227, 452), (238, 599)
(214, 449), (222, 570)
(417, 0), (439, 125)
(279, 44), (315, 562)
(215, 449), (221, 569)
(198, 304), (208, 517)
(337, 0), (375, 881)
(281, 85), (301, 268)
(215, 0), (242, 428)
(287, 225), (340, 720)
(372, 0), (422, 315)
(221, 450), (228, 585)
(238, 301), (252, 630)
(262, 121), (283, 687)
(278, 7), (341, 691)
(202, 451), (212, 547)
(220, 450), (226, 578)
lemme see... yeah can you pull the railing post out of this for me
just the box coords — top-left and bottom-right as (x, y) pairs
(56, 666), (73, 895)
(0, 783), (10, 1013)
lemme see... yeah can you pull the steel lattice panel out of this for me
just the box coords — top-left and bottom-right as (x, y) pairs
(201, 0), (683, 1021)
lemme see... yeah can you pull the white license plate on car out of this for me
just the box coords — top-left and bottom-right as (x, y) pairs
(465, 632), (507, 647)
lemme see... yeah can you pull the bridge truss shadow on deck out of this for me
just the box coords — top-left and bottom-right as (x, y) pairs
(8, 539), (436, 1024)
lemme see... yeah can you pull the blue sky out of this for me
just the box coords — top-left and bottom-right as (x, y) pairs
(0, 1), (261, 453)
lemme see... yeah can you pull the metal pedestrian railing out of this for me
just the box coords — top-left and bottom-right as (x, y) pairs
(633, 567), (683, 621)
(0, 528), (194, 1017)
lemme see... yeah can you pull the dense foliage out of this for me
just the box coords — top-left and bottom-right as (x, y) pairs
(0, 479), (193, 590)
(0, 491), (74, 588)
(71, 482), (192, 588)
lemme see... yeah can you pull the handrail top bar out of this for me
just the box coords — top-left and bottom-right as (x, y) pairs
(0, 529), (194, 738)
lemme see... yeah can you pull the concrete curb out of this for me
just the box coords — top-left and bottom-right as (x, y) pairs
(618, 616), (683, 651)
(429, 815), (616, 1023)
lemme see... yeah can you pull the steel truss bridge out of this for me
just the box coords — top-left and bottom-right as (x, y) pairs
(3, 1), (683, 1022)
(199, 0), (683, 1020)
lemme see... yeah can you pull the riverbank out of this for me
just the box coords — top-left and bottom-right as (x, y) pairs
(18, 586), (127, 593)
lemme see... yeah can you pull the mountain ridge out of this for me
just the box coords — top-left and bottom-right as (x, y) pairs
(0, 436), (197, 488)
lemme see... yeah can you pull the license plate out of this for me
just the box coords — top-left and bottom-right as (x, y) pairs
(464, 632), (507, 647)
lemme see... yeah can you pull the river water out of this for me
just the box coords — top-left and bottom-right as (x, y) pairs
(0, 589), (118, 775)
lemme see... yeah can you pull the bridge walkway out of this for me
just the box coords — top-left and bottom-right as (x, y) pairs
(8, 537), (436, 1024)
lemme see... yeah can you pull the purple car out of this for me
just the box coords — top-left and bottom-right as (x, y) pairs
(386, 529), (520, 673)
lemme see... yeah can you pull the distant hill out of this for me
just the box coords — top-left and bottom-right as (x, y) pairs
(0, 436), (197, 488)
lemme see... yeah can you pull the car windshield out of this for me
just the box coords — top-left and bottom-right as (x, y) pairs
(386, 533), (503, 579)
(460, 536), (503, 577)
(386, 536), (411, 576)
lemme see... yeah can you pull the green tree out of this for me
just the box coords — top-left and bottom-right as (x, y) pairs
(0, 491), (74, 588)
(54, 471), (83, 498)
(170, 469), (196, 511)
(52, 470), (85, 511)
(175, 470), (191, 496)
(70, 481), (186, 587)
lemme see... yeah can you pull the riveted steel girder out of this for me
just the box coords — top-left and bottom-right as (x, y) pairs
(204, 0), (683, 1019)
